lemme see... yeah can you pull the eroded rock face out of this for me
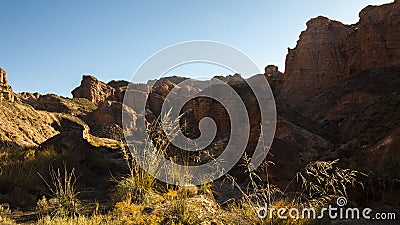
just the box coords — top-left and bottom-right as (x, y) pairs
(34, 94), (97, 116)
(90, 101), (124, 126)
(282, 1), (400, 106)
(108, 80), (149, 104)
(0, 101), (60, 147)
(146, 77), (202, 117)
(0, 68), (9, 86)
(86, 100), (139, 140)
(296, 66), (400, 143)
(17, 92), (41, 106)
(263, 65), (284, 96)
(0, 68), (15, 102)
(72, 75), (115, 105)
(347, 1), (400, 73)
(282, 17), (355, 105)
(72, 76), (151, 110)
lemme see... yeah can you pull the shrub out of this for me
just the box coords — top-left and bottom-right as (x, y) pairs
(39, 165), (80, 218)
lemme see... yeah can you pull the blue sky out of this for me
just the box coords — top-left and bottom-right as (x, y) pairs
(0, 0), (393, 96)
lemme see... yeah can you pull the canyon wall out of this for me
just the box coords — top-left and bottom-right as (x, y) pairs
(282, 0), (400, 106)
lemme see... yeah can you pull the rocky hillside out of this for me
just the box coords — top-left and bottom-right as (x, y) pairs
(0, 101), (59, 147)
(281, 0), (400, 106)
(0, 0), (399, 214)
(296, 66), (400, 173)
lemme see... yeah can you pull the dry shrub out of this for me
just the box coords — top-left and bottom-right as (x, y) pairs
(39, 165), (80, 218)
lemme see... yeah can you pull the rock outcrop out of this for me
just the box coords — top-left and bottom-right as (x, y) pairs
(34, 94), (98, 116)
(282, 0), (400, 106)
(85, 100), (138, 140)
(146, 76), (201, 117)
(72, 75), (115, 105)
(72, 76), (150, 112)
(0, 68), (15, 102)
(297, 66), (400, 145)
(263, 65), (284, 96)
(282, 17), (355, 105)
(108, 80), (149, 103)
(71, 76), (150, 139)
(17, 92), (41, 105)
(347, 0), (400, 73)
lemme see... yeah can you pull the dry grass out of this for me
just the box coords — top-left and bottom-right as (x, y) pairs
(0, 146), (59, 207)
(295, 160), (365, 208)
(0, 205), (17, 225)
(39, 165), (80, 218)
(113, 145), (157, 205)
(31, 157), (366, 225)
(216, 158), (365, 225)
(1, 112), (370, 224)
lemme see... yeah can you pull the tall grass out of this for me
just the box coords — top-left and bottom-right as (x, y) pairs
(295, 159), (365, 208)
(115, 108), (192, 202)
(220, 159), (366, 224)
(1, 110), (373, 224)
(39, 165), (80, 218)
(112, 110), (204, 224)
(113, 145), (157, 205)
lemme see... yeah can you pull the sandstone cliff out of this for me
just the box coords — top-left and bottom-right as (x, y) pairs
(0, 68), (15, 102)
(72, 75), (115, 104)
(282, 0), (400, 106)
(296, 66), (400, 173)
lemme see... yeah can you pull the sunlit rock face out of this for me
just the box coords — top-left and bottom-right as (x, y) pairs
(0, 68), (15, 102)
(72, 75), (115, 105)
(282, 1), (400, 106)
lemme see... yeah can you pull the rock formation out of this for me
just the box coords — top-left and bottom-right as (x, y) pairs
(107, 80), (149, 104)
(17, 92), (41, 105)
(72, 75), (115, 105)
(85, 100), (136, 140)
(347, 0), (400, 72)
(264, 65), (283, 79)
(282, 0), (400, 106)
(72, 76), (150, 114)
(0, 68), (15, 102)
(34, 94), (97, 116)
(0, 101), (61, 147)
(282, 17), (355, 105)
(263, 65), (284, 96)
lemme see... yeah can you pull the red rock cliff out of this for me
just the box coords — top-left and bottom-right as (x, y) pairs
(282, 0), (400, 106)
(72, 75), (115, 104)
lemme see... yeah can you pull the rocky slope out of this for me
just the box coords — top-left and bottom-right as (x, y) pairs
(282, 0), (400, 106)
(33, 94), (97, 116)
(1, 0), (400, 212)
(0, 101), (59, 147)
(296, 66), (400, 172)
(69, 73), (328, 185)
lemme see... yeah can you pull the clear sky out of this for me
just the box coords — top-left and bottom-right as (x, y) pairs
(0, 0), (393, 97)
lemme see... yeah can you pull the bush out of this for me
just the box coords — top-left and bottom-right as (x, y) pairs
(39, 165), (80, 218)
